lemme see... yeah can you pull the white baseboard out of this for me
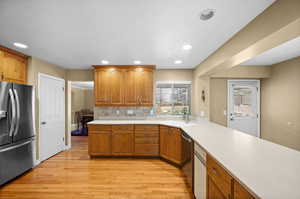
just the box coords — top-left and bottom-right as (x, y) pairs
(34, 159), (41, 167)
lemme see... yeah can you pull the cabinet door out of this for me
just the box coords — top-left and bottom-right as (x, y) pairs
(88, 132), (112, 156)
(135, 69), (153, 106)
(168, 128), (182, 165)
(112, 131), (134, 155)
(160, 126), (182, 165)
(233, 180), (255, 199)
(94, 69), (111, 105)
(207, 176), (227, 199)
(159, 126), (169, 159)
(2, 52), (27, 84)
(124, 69), (137, 105)
(110, 69), (124, 105)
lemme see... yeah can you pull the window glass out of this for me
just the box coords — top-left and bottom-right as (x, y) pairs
(156, 82), (191, 115)
(233, 87), (255, 117)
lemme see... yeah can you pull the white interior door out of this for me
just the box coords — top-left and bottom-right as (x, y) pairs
(228, 80), (260, 137)
(39, 73), (65, 162)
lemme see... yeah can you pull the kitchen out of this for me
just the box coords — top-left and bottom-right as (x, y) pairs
(0, 0), (300, 199)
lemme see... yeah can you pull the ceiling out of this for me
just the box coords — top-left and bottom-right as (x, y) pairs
(71, 81), (94, 89)
(242, 36), (300, 66)
(0, 0), (275, 69)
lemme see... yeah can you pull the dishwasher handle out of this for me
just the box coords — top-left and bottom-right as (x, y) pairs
(181, 132), (192, 143)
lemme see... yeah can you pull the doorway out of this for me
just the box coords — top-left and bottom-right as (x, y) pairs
(70, 81), (94, 136)
(39, 73), (65, 162)
(227, 80), (260, 137)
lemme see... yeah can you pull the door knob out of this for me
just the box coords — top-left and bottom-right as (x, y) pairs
(41, 121), (47, 125)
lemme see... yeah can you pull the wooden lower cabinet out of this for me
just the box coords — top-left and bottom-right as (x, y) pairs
(207, 176), (228, 199)
(134, 125), (159, 156)
(88, 124), (256, 199)
(112, 131), (134, 155)
(233, 180), (256, 199)
(160, 126), (182, 165)
(88, 132), (112, 156)
(207, 154), (256, 199)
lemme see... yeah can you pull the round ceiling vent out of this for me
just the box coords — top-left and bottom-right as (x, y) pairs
(199, 9), (215, 21)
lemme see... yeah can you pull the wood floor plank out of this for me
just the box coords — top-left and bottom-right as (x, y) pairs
(0, 136), (193, 199)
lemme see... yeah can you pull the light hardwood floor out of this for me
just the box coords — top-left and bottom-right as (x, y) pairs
(0, 136), (192, 199)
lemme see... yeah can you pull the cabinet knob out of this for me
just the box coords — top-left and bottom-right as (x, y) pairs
(212, 167), (219, 176)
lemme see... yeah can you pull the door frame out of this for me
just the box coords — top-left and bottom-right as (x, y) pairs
(38, 73), (66, 162)
(227, 79), (261, 137)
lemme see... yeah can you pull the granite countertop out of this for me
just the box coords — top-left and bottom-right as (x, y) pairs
(88, 119), (300, 199)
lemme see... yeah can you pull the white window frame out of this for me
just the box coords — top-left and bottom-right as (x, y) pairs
(155, 81), (192, 116)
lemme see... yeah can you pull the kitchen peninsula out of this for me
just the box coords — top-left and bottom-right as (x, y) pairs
(88, 119), (300, 199)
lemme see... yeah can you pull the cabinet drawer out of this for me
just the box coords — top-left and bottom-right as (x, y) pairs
(207, 155), (233, 198)
(135, 125), (159, 131)
(112, 125), (134, 131)
(135, 131), (159, 137)
(89, 130), (112, 134)
(160, 125), (169, 130)
(159, 125), (169, 133)
(88, 125), (112, 131)
(112, 130), (134, 134)
(135, 137), (159, 144)
(134, 144), (159, 156)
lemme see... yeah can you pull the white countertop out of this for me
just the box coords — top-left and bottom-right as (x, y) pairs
(88, 119), (300, 199)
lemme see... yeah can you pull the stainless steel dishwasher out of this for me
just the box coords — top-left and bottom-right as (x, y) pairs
(194, 143), (206, 199)
(181, 132), (194, 191)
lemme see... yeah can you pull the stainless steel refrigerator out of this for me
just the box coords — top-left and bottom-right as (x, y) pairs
(0, 82), (35, 186)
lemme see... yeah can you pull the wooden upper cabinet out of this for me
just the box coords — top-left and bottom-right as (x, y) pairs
(0, 46), (28, 84)
(94, 65), (154, 106)
(94, 68), (111, 105)
(123, 69), (137, 105)
(110, 68), (124, 105)
(135, 68), (153, 106)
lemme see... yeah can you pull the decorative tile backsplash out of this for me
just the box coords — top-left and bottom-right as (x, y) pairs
(94, 107), (155, 119)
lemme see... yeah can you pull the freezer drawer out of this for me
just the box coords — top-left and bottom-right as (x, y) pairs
(0, 138), (35, 186)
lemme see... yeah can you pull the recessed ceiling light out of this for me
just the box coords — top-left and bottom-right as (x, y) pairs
(199, 9), (215, 21)
(182, 44), (192, 50)
(133, 60), (141, 65)
(101, 60), (109, 64)
(13, 42), (28, 49)
(174, 60), (183, 64)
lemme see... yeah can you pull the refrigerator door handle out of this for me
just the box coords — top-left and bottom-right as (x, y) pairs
(0, 139), (32, 153)
(8, 89), (16, 137)
(13, 89), (21, 137)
